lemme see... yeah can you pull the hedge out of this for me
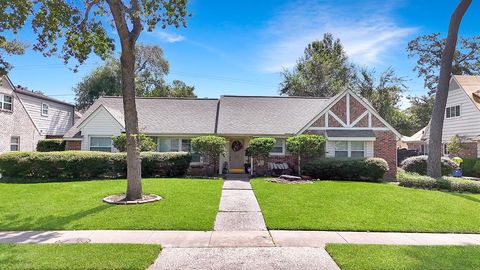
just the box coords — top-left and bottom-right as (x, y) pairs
(36, 139), (66, 152)
(398, 170), (480, 193)
(462, 158), (480, 177)
(400, 155), (457, 176)
(0, 151), (191, 182)
(302, 157), (389, 181)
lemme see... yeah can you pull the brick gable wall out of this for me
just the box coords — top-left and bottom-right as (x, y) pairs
(374, 131), (397, 178)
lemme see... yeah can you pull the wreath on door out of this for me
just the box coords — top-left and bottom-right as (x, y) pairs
(231, 140), (243, 152)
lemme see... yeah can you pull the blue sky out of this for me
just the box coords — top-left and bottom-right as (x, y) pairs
(4, 0), (480, 106)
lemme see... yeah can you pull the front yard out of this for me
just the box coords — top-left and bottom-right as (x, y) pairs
(0, 244), (160, 270)
(252, 179), (480, 233)
(326, 244), (480, 270)
(0, 178), (222, 230)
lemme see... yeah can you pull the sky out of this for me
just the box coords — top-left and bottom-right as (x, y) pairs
(4, 0), (480, 107)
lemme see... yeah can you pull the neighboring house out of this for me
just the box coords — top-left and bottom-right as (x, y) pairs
(0, 75), (75, 152)
(400, 126), (429, 155)
(404, 75), (480, 158)
(64, 89), (402, 177)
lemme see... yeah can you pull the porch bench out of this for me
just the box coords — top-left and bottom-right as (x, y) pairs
(268, 162), (292, 176)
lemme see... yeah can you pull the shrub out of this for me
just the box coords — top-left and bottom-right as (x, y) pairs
(462, 158), (479, 177)
(302, 157), (389, 181)
(0, 151), (191, 182)
(112, 133), (157, 152)
(36, 139), (66, 152)
(246, 137), (276, 159)
(400, 155), (458, 176)
(192, 136), (227, 175)
(398, 171), (480, 193)
(286, 134), (326, 175)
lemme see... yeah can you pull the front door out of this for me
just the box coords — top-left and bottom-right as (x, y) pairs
(229, 138), (246, 173)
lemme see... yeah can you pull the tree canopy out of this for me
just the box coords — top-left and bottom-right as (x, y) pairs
(407, 33), (480, 94)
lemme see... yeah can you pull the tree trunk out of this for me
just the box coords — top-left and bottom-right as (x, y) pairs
(121, 44), (143, 200)
(427, 0), (472, 178)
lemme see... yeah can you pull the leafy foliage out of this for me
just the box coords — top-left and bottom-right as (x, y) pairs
(401, 155), (458, 176)
(302, 158), (389, 181)
(112, 133), (156, 152)
(191, 136), (227, 174)
(407, 33), (480, 94)
(447, 135), (467, 156)
(280, 33), (355, 97)
(398, 170), (480, 193)
(0, 151), (191, 181)
(36, 139), (66, 152)
(286, 134), (326, 158)
(245, 137), (276, 159)
(405, 95), (435, 132)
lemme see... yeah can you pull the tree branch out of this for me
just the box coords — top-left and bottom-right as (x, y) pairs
(81, 0), (100, 30)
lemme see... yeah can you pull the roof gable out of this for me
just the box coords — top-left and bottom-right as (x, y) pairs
(452, 75), (480, 113)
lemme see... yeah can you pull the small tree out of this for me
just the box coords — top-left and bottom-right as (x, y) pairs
(286, 134), (326, 175)
(112, 134), (156, 152)
(447, 135), (466, 156)
(245, 137), (276, 175)
(192, 136), (227, 175)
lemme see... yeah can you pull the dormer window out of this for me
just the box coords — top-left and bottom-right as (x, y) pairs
(41, 103), (49, 116)
(446, 105), (460, 118)
(0, 94), (13, 111)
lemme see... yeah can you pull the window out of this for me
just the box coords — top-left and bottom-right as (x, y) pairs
(158, 138), (201, 162)
(443, 143), (449, 156)
(10, 137), (19, 151)
(446, 105), (460, 118)
(0, 94), (13, 111)
(270, 139), (285, 154)
(41, 103), (49, 116)
(90, 136), (112, 152)
(334, 141), (365, 158)
(420, 144), (429, 155)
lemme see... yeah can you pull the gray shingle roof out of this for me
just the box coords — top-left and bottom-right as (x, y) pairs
(216, 96), (330, 135)
(326, 129), (376, 138)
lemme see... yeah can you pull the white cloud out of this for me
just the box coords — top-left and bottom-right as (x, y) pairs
(258, 0), (416, 73)
(152, 31), (186, 43)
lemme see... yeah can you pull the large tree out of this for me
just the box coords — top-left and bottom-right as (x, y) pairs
(2, 1), (189, 200)
(407, 33), (480, 94)
(427, 0), (472, 178)
(280, 33), (355, 97)
(74, 43), (195, 111)
(0, 2), (29, 75)
(406, 95), (435, 131)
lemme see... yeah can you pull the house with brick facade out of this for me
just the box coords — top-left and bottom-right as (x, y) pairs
(0, 75), (75, 152)
(64, 88), (401, 177)
(403, 75), (480, 158)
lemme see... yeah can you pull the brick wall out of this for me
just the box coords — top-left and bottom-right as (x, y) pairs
(65, 140), (81, 151)
(456, 142), (478, 158)
(374, 131), (397, 178)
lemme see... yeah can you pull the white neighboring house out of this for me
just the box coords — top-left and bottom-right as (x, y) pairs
(0, 75), (76, 152)
(405, 75), (480, 158)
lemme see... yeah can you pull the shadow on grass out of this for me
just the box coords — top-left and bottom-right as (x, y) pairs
(0, 204), (113, 231)
(449, 193), (480, 204)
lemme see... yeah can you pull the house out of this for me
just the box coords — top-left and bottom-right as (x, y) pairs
(400, 126), (428, 155)
(0, 75), (76, 152)
(64, 89), (402, 177)
(404, 75), (480, 158)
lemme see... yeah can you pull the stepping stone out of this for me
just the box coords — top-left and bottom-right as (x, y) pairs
(218, 190), (261, 212)
(151, 247), (340, 270)
(209, 231), (274, 247)
(223, 180), (252, 190)
(214, 212), (267, 231)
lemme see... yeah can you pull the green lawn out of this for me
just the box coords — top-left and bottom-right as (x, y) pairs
(326, 244), (480, 270)
(252, 179), (480, 232)
(0, 244), (160, 270)
(0, 178), (222, 230)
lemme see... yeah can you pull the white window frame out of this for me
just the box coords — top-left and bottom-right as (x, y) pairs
(10, 136), (20, 151)
(445, 105), (461, 119)
(0, 94), (13, 112)
(334, 141), (365, 158)
(41, 103), (49, 117)
(156, 137), (203, 164)
(89, 136), (113, 152)
(269, 138), (286, 156)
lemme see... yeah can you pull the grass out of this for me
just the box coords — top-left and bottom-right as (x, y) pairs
(326, 244), (480, 270)
(0, 243), (160, 270)
(252, 179), (480, 232)
(0, 178), (222, 230)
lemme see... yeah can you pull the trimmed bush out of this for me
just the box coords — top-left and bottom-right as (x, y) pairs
(112, 133), (157, 152)
(36, 139), (66, 152)
(398, 171), (480, 193)
(462, 158), (479, 177)
(0, 151), (191, 182)
(400, 155), (458, 176)
(302, 157), (389, 181)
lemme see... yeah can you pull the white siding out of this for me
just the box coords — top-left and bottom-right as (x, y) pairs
(16, 93), (74, 136)
(79, 107), (123, 150)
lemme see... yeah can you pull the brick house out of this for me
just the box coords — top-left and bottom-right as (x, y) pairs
(403, 75), (480, 159)
(0, 75), (75, 152)
(64, 89), (401, 177)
